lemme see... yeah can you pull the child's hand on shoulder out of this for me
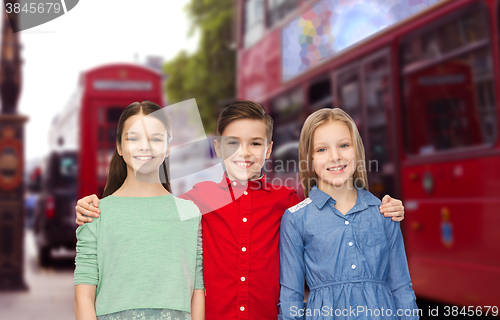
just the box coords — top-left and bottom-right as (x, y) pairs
(379, 195), (404, 222)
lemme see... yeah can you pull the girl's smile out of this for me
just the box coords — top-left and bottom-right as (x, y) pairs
(117, 114), (169, 179)
(133, 155), (156, 161)
(312, 121), (357, 190)
(326, 164), (348, 173)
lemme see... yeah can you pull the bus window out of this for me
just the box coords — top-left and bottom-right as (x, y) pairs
(401, 5), (497, 155)
(271, 87), (304, 167)
(270, 88), (304, 190)
(244, 0), (265, 48)
(336, 67), (363, 131)
(47, 152), (78, 189)
(267, 0), (300, 28)
(363, 53), (395, 198)
(308, 76), (332, 112)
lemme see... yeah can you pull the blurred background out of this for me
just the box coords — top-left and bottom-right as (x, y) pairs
(1, 0), (499, 319)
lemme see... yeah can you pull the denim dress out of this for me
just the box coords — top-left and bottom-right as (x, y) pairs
(278, 186), (418, 320)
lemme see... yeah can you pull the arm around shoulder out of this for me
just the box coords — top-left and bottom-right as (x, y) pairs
(288, 188), (301, 208)
(179, 184), (200, 202)
(75, 194), (101, 225)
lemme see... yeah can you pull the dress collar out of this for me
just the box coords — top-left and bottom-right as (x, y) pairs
(309, 185), (381, 212)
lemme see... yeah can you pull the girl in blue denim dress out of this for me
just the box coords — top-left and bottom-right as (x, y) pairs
(278, 108), (418, 320)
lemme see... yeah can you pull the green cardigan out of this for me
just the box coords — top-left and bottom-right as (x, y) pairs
(74, 194), (203, 316)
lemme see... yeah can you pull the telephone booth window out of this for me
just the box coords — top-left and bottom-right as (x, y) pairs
(96, 105), (126, 196)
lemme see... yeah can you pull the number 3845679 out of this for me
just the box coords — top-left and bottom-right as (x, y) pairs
(444, 306), (498, 317)
(5, 2), (62, 14)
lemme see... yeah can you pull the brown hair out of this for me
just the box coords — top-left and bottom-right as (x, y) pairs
(102, 100), (172, 197)
(298, 108), (368, 198)
(216, 100), (273, 143)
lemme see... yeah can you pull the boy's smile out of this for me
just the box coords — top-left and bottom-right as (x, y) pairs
(234, 160), (254, 168)
(215, 119), (273, 183)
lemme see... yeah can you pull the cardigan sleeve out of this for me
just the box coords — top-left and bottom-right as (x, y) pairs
(74, 222), (98, 286)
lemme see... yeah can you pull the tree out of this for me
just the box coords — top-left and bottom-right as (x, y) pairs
(164, 0), (235, 133)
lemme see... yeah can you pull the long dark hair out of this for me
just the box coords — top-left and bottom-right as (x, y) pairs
(102, 100), (172, 197)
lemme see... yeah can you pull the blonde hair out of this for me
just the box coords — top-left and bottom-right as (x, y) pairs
(298, 108), (368, 198)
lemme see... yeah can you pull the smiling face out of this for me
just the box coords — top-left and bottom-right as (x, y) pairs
(117, 113), (169, 178)
(214, 118), (273, 183)
(312, 121), (357, 191)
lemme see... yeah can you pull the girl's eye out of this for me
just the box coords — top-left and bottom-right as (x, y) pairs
(340, 143), (349, 148)
(151, 138), (163, 142)
(251, 142), (262, 146)
(128, 138), (138, 141)
(227, 141), (238, 145)
(316, 148), (326, 152)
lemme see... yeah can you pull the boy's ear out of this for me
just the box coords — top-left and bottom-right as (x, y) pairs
(265, 141), (273, 159)
(116, 141), (122, 156)
(214, 139), (222, 158)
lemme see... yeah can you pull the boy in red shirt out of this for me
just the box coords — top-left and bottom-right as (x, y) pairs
(75, 101), (405, 320)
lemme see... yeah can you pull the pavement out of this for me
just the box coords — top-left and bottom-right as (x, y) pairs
(0, 229), (76, 320)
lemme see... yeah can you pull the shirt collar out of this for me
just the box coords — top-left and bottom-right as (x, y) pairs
(309, 185), (381, 211)
(216, 171), (270, 191)
(308, 186), (333, 209)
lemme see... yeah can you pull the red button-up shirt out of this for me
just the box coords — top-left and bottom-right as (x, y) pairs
(181, 173), (300, 320)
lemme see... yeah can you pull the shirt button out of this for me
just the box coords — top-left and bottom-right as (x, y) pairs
(232, 181), (237, 186)
(241, 276), (246, 281)
(348, 242), (353, 246)
(241, 247), (247, 252)
(351, 264), (356, 269)
(240, 306), (245, 311)
(243, 191), (248, 195)
(345, 221), (349, 225)
(242, 217), (247, 222)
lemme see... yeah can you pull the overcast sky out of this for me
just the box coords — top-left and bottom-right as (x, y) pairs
(16, 0), (198, 162)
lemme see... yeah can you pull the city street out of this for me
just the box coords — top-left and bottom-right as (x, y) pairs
(0, 230), (75, 320)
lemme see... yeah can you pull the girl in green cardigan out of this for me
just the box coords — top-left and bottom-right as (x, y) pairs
(74, 101), (205, 320)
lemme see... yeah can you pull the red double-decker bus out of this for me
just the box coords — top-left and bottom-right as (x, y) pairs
(236, 0), (499, 309)
(35, 64), (163, 263)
